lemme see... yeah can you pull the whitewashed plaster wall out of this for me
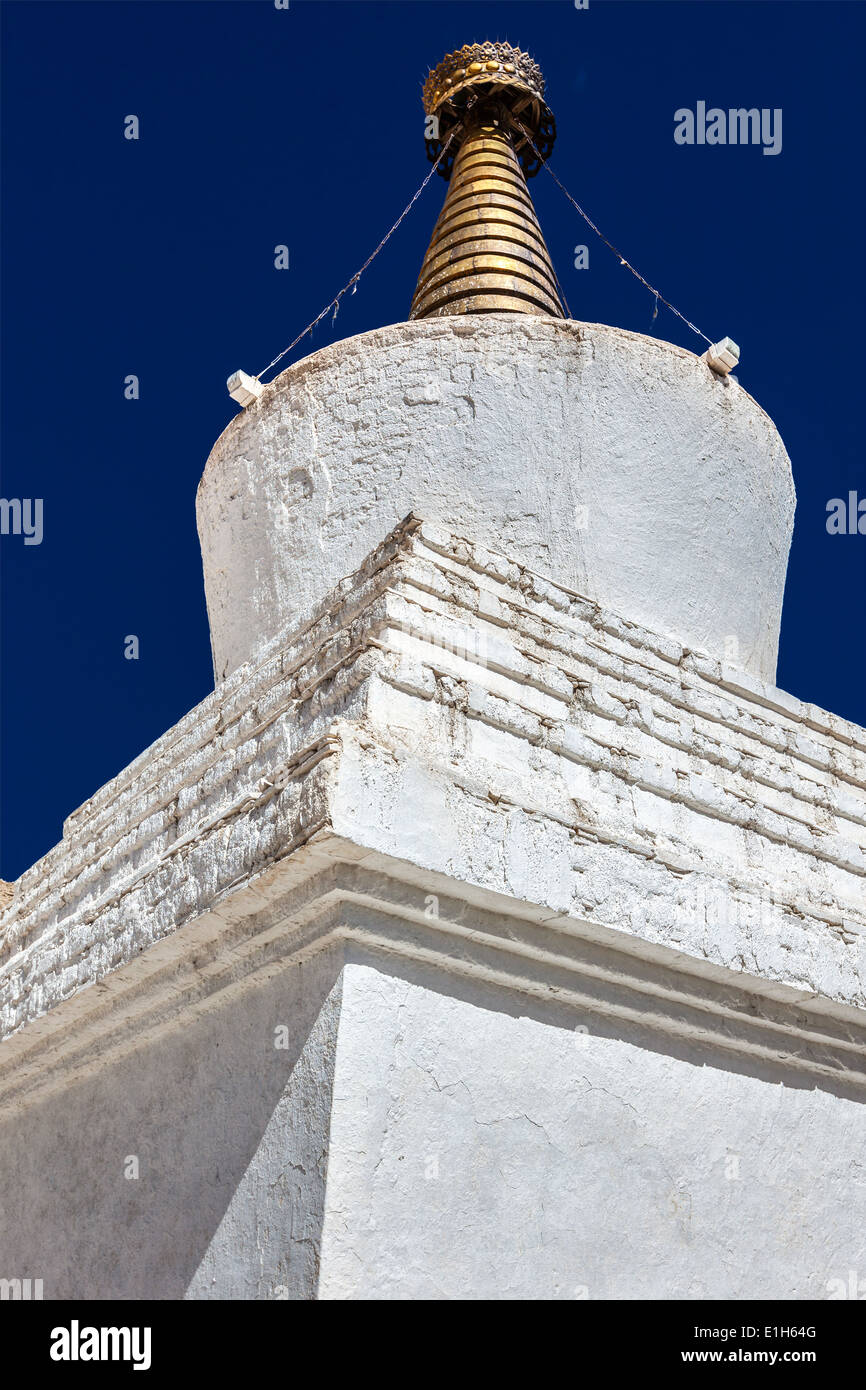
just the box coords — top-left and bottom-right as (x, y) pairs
(318, 957), (866, 1302)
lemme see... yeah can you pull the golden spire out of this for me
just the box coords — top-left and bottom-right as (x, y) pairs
(410, 41), (565, 321)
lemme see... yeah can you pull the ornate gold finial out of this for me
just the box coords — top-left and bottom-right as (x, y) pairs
(422, 40), (556, 179)
(411, 41), (564, 321)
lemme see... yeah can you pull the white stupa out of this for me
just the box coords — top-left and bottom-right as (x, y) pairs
(0, 41), (863, 1301)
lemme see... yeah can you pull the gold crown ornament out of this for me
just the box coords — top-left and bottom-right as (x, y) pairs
(422, 41), (556, 179)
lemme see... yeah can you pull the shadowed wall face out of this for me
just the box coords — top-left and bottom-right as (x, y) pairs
(0, 953), (343, 1301)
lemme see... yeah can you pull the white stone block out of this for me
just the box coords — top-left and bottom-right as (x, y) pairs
(226, 369), (264, 408)
(704, 337), (740, 375)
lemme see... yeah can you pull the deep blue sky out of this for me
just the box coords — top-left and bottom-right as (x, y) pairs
(1, 0), (864, 880)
